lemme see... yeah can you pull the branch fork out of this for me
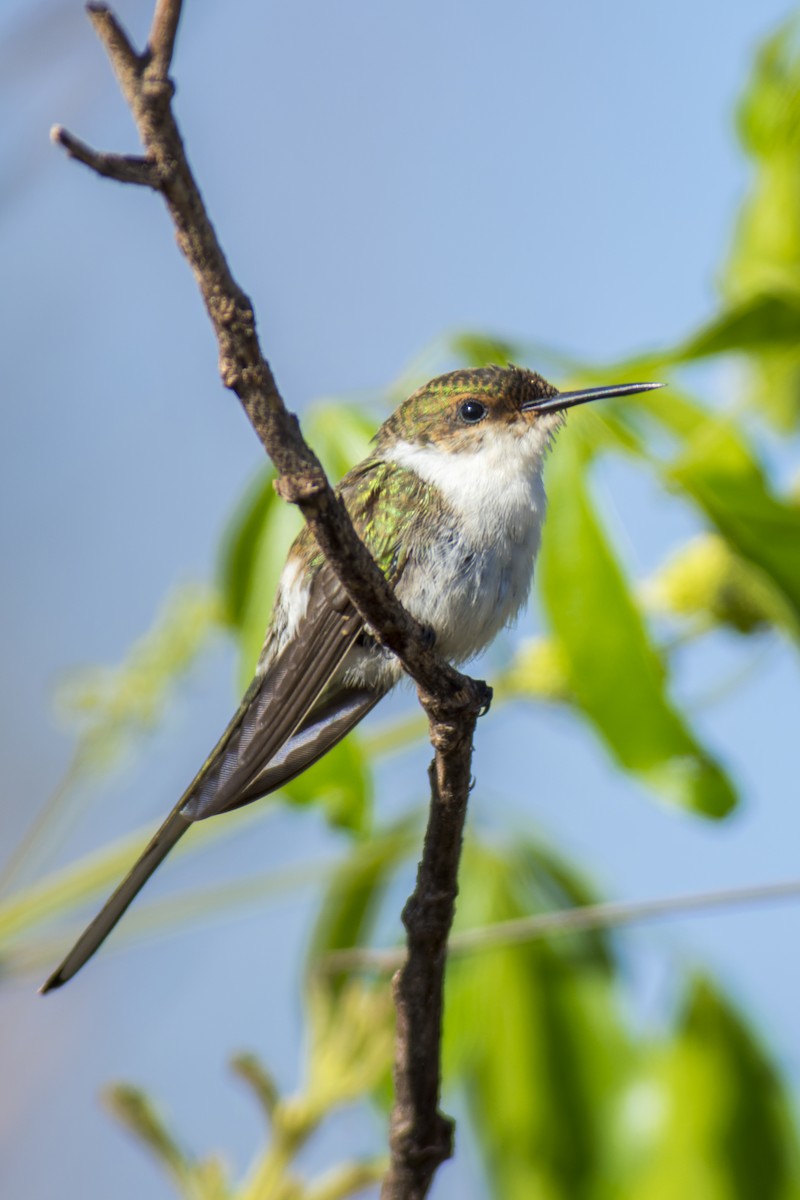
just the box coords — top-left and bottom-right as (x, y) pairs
(55, 3), (486, 1195)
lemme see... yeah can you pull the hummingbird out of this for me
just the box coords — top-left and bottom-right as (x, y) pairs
(41, 365), (659, 992)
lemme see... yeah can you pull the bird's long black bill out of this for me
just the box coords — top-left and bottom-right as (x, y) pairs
(523, 380), (663, 415)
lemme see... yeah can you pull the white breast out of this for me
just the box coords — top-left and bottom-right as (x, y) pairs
(387, 423), (551, 666)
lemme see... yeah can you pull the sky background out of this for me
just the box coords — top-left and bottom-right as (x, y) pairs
(2, 1), (799, 1197)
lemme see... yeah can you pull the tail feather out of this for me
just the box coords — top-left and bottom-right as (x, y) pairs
(39, 809), (191, 993)
(40, 566), (368, 992)
(223, 687), (383, 811)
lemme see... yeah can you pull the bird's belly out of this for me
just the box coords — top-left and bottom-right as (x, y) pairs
(405, 533), (535, 661)
(343, 528), (538, 692)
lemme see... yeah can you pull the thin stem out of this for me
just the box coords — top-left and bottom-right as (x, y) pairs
(323, 876), (800, 975)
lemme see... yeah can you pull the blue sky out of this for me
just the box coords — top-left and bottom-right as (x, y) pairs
(1, 2), (799, 1197)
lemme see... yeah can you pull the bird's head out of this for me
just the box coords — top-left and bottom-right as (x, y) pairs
(376, 365), (661, 463)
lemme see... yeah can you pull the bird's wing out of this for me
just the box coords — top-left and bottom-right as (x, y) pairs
(182, 565), (365, 819)
(220, 685), (384, 811)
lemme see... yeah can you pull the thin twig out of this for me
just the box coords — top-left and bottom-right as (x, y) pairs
(50, 126), (158, 187)
(321, 876), (800, 975)
(147, 0), (182, 78)
(55, 5), (480, 1196)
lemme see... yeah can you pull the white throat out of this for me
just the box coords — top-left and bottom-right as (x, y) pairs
(387, 422), (553, 547)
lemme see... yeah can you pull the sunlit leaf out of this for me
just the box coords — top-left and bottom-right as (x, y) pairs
(444, 837), (628, 1200)
(539, 432), (737, 816)
(0, 806), (271, 978)
(675, 291), (800, 362)
(644, 533), (795, 638)
(103, 1085), (200, 1195)
(217, 466), (279, 631)
(304, 400), (375, 483)
(667, 419), (800, 638)
(612, 979), (800, 1198)
(723, 18), (800, 429)
(281, 735), (373, 836)
(450, 331), (521, 368)
(0, 585), (221, 899)
(217, 464), (301, 683)
(307, 818), (419, 971)
(218, 400), (375, 685)
(732, 19), (800, 294)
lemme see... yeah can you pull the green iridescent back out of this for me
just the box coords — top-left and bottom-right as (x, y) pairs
(296, 457), (442, 586)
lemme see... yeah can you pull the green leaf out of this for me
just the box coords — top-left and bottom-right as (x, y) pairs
(307, 818), (418, 970)
(445, 837), (628, 1200)
(643, 534), (792, 637)
(731, 18), (800, 294)
(667, 418), (800, 639)
(539, 431), (737, 816)
(217, 467), (279, 631)
(675, 290), (800, 361)
(507, 837), (613, 974)
(450, 331), (521, 368)
(0, 585), (220, 903)
(304, 400), (375, 484)
(104, 1086), (232, 1200)
(612, 979), (800, 1198)
(217, 400), (375, 685)
(0, 806), (272, 979)
(217, 465), (302, 683)
(724, 18), (800, 429)
(281, 735), (373, 836)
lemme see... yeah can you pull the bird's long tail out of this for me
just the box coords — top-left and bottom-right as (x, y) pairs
(40, 571), (370, 993)
(39, 807), (191, 992)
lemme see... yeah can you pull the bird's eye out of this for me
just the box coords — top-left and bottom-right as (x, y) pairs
(459, 400), (487, 424)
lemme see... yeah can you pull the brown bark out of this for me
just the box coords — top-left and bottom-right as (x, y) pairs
(54, 5), (490, 1195)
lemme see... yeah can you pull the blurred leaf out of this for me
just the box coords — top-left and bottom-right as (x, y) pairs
(231, 1053), (280, 1122)
(104, 1085), (192, 1179)
(56, 584), (222, 755)
(732, 19), (800, 293)
(501, 636), (572, 704)
(0, 806), (287, 980)
(0, 584), (221, 898)
(218, 465), (301, 684)
(612, 979), (800, 1198)
(104, 1085), (231, 1200)
(675, 290), (800, 362)
(307, 818), (419, 974)
(218, 466), (279, 631)
(304, 401), (375, 484)
(304, 1159), (386, 1200)
(444, 837), (628, 1200)
(668, 419), (800, 639)
(618, 385), (800, 636)
(643, 533), (795, 637)
(281, 735), (373, 836)
(304, 980), (394, 1115)
(508, 839), (613, 973)
(450, 331), (521, 367)
(724, 18), (800, 429)
(218, 401), (375, 685)
(0, 827), (155, 949)
(539, 433), (737, 817)
(448, 330), (584, 378)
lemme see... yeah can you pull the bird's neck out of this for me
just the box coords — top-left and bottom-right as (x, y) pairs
(384, 427), (550, 547)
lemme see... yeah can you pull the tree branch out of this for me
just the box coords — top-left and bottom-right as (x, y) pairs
(146, 0), (182, 79)
(50, 126), (158, 187)
(56, 4), (483, 1195)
